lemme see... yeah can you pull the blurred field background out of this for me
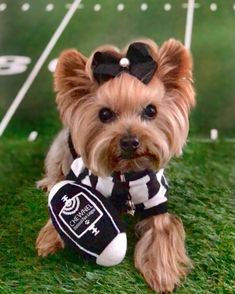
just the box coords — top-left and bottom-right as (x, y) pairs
(0, 1), (234, 293)
(1, 0), (235, 137)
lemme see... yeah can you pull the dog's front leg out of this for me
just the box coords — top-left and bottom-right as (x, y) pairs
(134, 213), (192, 293)
(36, 219), (64, 257)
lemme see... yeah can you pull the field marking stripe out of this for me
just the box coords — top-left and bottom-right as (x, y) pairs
(184, 0), (195, 49)
(0, 0), (82, 137)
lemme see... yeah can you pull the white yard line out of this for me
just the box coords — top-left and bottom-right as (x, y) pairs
(184, 0), (195, 49)
(0, 0), (82, 137)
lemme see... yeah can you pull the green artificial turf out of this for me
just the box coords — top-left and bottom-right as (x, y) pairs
(0, 137), (234, 293)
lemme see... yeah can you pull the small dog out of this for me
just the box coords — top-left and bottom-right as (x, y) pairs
(36, 38), (195, 293)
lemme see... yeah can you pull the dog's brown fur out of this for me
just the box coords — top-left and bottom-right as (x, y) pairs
(36, 38), (195, 293)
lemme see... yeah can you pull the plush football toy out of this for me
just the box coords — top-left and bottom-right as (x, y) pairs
(49, 155), (168, 266)
(49, 180), (127, 266)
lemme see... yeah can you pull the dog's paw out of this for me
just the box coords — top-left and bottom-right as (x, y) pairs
(134, 214), (192, 293)
(135, 255), (183, 293)
(36, 219), (64, 257)
(36, 178), (56, 192)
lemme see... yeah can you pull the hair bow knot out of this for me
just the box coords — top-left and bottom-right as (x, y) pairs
(92, 42), (158, 84)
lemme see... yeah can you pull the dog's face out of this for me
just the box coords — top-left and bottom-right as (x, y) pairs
(55, 39), (195, 176)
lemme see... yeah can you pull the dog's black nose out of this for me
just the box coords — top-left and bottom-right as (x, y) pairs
(120, 136), (140, 152)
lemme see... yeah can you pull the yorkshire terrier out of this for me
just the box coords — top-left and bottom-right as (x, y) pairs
(36, 38), (195, 293)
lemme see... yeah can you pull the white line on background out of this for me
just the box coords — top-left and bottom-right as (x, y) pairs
(0, 0), (82, 137)
(117, 3), (124, 11)
(182, 2), (200, 9)
(94, 4), (101, 12)
(210, 3), (217, 11)
(140, 3), (148, 11)
(28, 131), (38, 142)
(184, 0), (195, 49)
(45, 3), (54, 12)
(0, 3), (7, 11)
(164, 3), (171, 11)
(21, 3), (30, 12)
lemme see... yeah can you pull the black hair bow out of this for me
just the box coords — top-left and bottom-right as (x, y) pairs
(92, 42), (158, 85)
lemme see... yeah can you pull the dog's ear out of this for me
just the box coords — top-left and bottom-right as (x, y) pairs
(54, 49), (91, 97)
(157, 39), (193, 88)
(55, 49), (93, 126)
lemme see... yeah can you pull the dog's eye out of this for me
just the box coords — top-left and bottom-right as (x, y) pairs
(142, 104), (157, 120)
(99, 107), (116, 123)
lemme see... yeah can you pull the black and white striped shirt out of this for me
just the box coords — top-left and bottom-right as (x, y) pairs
(66, 157), (168, 219)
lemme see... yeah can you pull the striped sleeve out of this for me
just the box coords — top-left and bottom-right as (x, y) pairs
(66, 158), (92, 188)
(132, 169), (168, 219)
(66, 158), (114, 198)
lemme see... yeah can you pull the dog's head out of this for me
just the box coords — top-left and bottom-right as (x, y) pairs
(55, 39), (195, 176)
